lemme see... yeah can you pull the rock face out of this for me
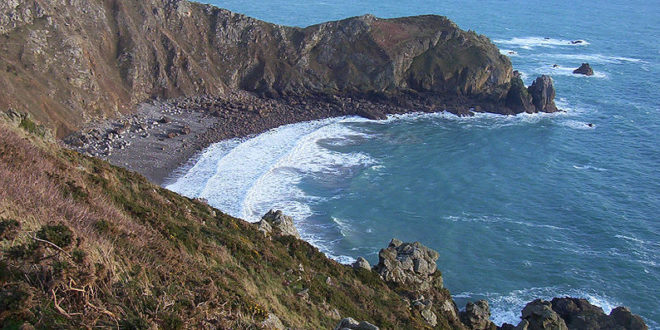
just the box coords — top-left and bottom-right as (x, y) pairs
(373, 239), (443, 292)
(513, 298), (648, 330)
(0, 0), (556, 137)
(257, 210), (300, 238)
(460, 300), (496, 330)
(528, 75), (558, 113)
(573, 63), (594, 76)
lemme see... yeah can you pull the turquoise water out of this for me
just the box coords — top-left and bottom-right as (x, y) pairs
(171, 0), (660, 326)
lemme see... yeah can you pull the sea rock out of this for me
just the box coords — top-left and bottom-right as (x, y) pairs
(505, 77), (535, 114)
(550, 297), (648, 330)
(373, 239), (442, 292)
(573, 63), (594, 76)
(519, 299), (568, 330)
(528, 75), (559, 113)
(258, 210), (300, 238)
(352, 257), (371, 271)
(460, 300), (496, 330)
(334, 317), (379, 330)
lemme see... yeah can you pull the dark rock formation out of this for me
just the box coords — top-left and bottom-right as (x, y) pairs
(460, 300), (497, 330)
(1, 0), (556, 137)
(573, 63), (594, 76)
(528, 75), (558, 113)
(505, 77), (535, 113)
(257, 209), (300, 238)
(511, 298), (648, 330)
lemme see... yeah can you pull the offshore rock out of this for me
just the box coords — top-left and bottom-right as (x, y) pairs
(573, 63), (594, 76)
(373, 239), (442, 292)
(550, 297), (648, 330)
(514, 298), (648, 330)
(257, 210), (300, 238)
(528, 75), (558, 113)
(460, 300), (496, 330)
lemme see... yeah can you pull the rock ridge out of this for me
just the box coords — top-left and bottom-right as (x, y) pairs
(2, 0), (556, 137)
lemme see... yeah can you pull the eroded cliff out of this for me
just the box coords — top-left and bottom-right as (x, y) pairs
(1, 0), (554, 137)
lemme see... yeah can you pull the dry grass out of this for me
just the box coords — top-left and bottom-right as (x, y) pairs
(0, 120), (446, 329)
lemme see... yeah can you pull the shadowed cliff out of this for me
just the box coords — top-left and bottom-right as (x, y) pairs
(0, 0), (555, 137)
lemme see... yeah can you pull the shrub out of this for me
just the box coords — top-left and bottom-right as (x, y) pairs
(0, 219), (20, 240)
(36, 224), (73, 248)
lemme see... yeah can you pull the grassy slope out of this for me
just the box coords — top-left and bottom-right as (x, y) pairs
(0, 119), (447, 328)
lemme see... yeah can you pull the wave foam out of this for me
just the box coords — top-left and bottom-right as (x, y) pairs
(457, 287), (620, 326)
(494, 37), (590, 49)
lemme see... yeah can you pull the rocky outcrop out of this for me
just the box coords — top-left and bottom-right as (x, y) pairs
(528, 75), (558, 113)
(1, 0), (556, 137)
(334, 317), (379, 330)
(373, 239), (443, 292)
(352, 257), (371, 271)
(460, 300), (496, 330)
(257, 209), (300, 238)
(573, 63), (594, 76)
(506, 298), (648, 330)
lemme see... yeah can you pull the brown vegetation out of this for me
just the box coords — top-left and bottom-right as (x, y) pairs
(0, 117), (443, 328)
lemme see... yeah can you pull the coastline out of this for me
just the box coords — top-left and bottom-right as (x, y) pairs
(64, 90), (488, 185)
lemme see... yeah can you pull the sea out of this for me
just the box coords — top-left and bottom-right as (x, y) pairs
(167, 0), (660, 327)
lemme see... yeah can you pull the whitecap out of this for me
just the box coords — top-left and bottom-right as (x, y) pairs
(561, 120), (596, 130)
(494, 36), (590, 49)
(572, 164), (607, 171)
(538, 65), (608, 78)
(537, 53), (643, 64)
(457, 287), (620, 326)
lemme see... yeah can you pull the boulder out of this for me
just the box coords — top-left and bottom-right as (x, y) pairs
(549, 297), (648, 330)
(334, 317), (379, 330)
(610, 307), (648, 330)
(261, 313), (285, 330)
(519, 299), (568, 330)
(573, 63), (594, 76)
(528, 75), (559, 113)
(258, 210), (300, 238)
(352, 257), (371, 271)
(460, 300), (496, 330)
(372, 239), (442, 292)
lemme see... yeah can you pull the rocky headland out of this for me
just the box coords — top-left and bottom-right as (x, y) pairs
(1, 0), (648, 328)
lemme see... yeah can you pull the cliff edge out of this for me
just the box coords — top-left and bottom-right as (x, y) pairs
(1, 0), (555, 137)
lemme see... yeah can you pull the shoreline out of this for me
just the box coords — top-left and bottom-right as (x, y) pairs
(64, 90), (494, 185)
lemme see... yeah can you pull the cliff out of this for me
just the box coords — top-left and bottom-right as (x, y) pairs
(1, 0), (555, 138)
(0, 115), (647, 329)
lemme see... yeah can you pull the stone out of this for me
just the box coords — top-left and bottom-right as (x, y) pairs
(421, 308), (438, 327)
(373, 239), (442, 292)
(261, 313), (285, 330)
(573, 63), (594, 76)
(258, 210), (300, 238)
(610, 306), (648, 330)
(352, 257), (371, 271)
(519, 299), (568, 330)
(460, 300), (496, 330)
(528, 75), (559, 113)
(334, 317), (379, 330)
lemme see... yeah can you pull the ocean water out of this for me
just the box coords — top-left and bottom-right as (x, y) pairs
(169, 0), (660, 326)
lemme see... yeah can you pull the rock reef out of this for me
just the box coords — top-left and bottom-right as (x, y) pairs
(573, 63), (595, 76)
